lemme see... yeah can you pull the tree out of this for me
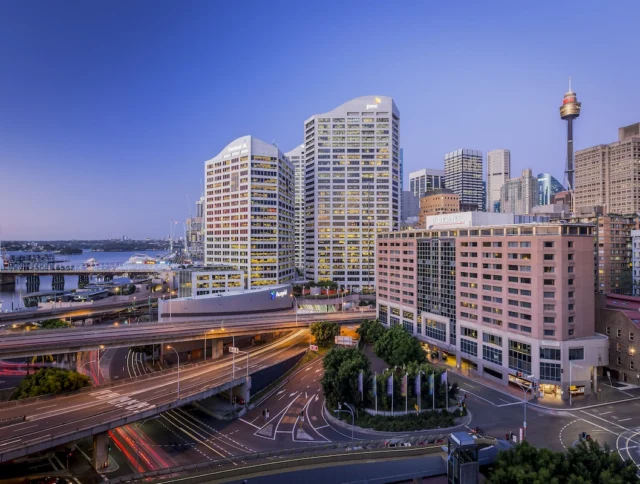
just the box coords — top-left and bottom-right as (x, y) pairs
(321, 347), (371, 408)
(39, 319), (71, 329)
(374, 325), (425, 367)
(11, 368), (91, 400)
(489, 440), (639, 484)
(356, 319), (387, 345)
(310, 321), (340, 347)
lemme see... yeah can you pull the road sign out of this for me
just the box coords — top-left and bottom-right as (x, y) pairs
(229, 346), (239, 354)
(310, 344), (318, 352)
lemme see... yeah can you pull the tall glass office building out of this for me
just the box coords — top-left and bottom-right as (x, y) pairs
(304, 96), (400, 290)
(537, 173), (565, 206)
(285, 144), (306, 273)
(444, 149), (484, 211)
(204, 136), (295, 289)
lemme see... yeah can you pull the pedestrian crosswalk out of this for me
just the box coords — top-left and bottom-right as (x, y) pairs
(89, 389), (152, 411)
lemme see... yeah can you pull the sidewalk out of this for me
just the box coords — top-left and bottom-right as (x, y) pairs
(437, 361), (640, 411)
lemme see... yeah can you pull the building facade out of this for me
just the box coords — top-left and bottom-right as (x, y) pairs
(444, 149), (483, 211)
(537, 173), (565, 206)
(285, 144), (306, 273)
(418, 189), (459, 227)
(500, 169), (538, 215)
(409, 168), (445, 199)
(633, 230), (640, 296)
(304, 96), (400, 290)
(376, 214), (607, 398)
(401, 191), (419, 221)
(204, 136), (295, 289)
(574, 122), (640, 214)
(562, 214), (640, 294)
(486, 149), (511, 212)
(175, 266), (244, 298)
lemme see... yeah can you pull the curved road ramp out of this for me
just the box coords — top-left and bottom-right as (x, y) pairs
(107, 435), (450, 483)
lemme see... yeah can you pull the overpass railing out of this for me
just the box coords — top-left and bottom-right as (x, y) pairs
(107, 434), (448, 483)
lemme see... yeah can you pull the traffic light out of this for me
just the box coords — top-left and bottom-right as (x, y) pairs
(108, 442), (112, 451)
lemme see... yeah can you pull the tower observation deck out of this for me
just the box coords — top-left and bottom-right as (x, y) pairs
(559, 78), (581, 190)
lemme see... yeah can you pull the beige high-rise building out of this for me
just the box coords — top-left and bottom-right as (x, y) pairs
(486, 149), (510, 212)
(574, 122), (640, 214)
(500, 168), (537, 215)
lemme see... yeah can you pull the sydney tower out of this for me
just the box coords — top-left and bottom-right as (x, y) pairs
(559, 79), (581, 191)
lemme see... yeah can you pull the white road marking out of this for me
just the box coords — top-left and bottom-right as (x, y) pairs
(289, 392), (297, 397)
(619, 418), (633, 422)
(499, 398), (513, 404)
(458, 386), (497, 405)
(0, 439), (21, 447)
(38, 404), (58, 409)
(14, 425), (37, 432)
(599, 411), (613, 415)
(238, 418), (261, 429)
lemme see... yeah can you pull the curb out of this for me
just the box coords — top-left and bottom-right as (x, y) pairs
(322, 404), (472, 436)
(450, 371), (640, 412)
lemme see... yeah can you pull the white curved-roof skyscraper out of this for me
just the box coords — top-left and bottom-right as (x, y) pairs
(304, 96), (400, 290)
(204, 136), (295, 289)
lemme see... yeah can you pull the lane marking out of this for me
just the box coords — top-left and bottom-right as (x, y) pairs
(599, 411), (613, 415)
(458, 386), (498, 405)
(619, 418), (633, 422)
(14, 425), (37, 432)
(238, 418), (261, 430)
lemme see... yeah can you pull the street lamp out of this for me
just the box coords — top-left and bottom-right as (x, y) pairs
(512, 374), (534, 441)
(204, 329), (215, 361)
(334, 402), (354, 441)
(291, 295), (299, 325)
(97, 345), (105, 384)
(166, 346), (180, 399)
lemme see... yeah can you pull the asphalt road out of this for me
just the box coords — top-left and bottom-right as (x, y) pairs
(0, 310), (375, 358)
(0, 329), (311, 463)
(448, 370), (640, 473)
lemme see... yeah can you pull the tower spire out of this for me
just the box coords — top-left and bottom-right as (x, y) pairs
(568, 76), (572, 92)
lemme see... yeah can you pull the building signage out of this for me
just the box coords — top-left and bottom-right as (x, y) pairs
(430, 213), (466, 227)
(270, 289), (288, 299)
(229, 346), (239, 354)
(227, 142), (248, 152)
(366, 97), (382, 110)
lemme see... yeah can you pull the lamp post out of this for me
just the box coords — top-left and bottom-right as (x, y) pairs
(334, 402), (354, 441)
(512, 374), (534, 440)
(166, 346), (180, 399)
(204, 329), (215, 361)
(292, 295), (299, 325)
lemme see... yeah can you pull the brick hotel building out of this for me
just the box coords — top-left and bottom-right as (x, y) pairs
(376, 212), (609, 399)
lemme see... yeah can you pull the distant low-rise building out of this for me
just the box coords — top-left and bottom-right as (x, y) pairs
(402, 191), (420, 221)
(175, 266), (245, 298)
(500, 168), (538, 215)
(418, 189), (459, 227)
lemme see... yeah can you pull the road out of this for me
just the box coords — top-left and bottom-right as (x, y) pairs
(0, 329), (312, 463)
(448, 371), (640, 472)
(0, 310), (375, 358)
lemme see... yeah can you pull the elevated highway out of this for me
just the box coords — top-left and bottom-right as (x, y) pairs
(0, 330), (310, 463)
(0, 310), (374, 359)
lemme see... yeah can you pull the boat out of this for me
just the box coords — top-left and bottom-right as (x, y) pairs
(124, 253), (159, 265)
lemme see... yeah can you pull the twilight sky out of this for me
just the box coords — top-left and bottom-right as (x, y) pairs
(1, 1), (639, 240)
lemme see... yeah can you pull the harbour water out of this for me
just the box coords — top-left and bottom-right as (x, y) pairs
(0, 250), (163, 311)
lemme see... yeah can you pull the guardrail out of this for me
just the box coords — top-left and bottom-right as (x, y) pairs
(107, 435), (447, 483)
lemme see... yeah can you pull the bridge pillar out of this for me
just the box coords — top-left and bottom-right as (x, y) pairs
(78, 274), (89, 288)
(210, 340), (223, 360)
(104, 274), (113, 283)
(233, 376), (251, 404)
(52, 274), (65, 291)
(26, 275), (40, 293)
(92, 432), (110, 470)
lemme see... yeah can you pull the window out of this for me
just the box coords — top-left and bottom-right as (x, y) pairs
(425, 318), (447, 342)
(540, 347), (561, 360)
(544, 292), (555, 298)
(461, 338), (478, 357)
(483, 345), (502, 365)
(606, 326), (610, 335)
(520, 278), (531, 284)
(543, 254), (554, 261)
(544, 241), (554, 248)
(508, 241), (518, 248)
(461, 327), (478, 339)
(618, 329), (622, 338)
(508, 322), (518, 330)
(568, 253), (574, 260)
(520, 325), (532, 333)
(540, 362), (561, 382)
(544, 329), (556, 337)
(617, 356), (622, 366)
(568, 329), (574, 336)
(568, 291), (574, 298)
(631, 360), (635, 371)
(544, 279), (555, 286)
(631, 332), (635, 342)
(568, 316), (574, 323)
(568, 279), (574, 286)
(568, 348), (584, 360)
(483, 333), (502, 346)
(568, 266), (574, 273)
(509, 340), (532, 373)
(508, 288), (518, 295)
(520, 242), (531, 248)
(544, 317), (555, 324)
(568, 241), (574, 248)
(521, 289), (531, 296)
(617, 343), (621, 352)
(568, 304), (574, 311)
(544, 304), (555, 311)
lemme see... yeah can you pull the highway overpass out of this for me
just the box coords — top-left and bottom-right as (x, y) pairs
(0, 310), (375, 359)
(0, 330), (310, 464)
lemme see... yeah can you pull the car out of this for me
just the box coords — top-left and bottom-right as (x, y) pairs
(385, 439), (412, 448)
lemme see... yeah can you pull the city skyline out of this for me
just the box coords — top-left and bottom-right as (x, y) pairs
(2, 1), (640, 239)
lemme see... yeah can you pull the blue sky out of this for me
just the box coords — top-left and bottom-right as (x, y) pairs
(1, 1), (639, 240)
